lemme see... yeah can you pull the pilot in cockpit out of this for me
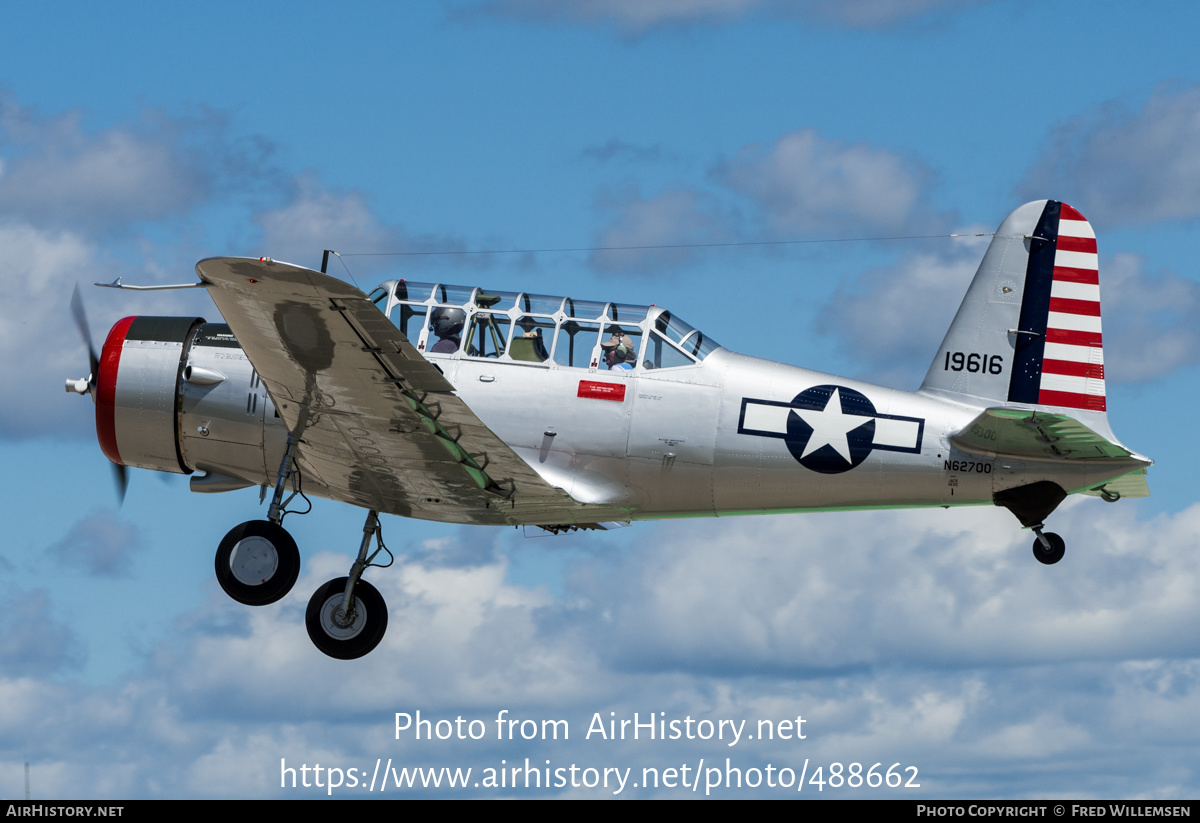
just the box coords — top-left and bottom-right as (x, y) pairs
(602, 332), (636, 371)
(429, 307), (466, 354)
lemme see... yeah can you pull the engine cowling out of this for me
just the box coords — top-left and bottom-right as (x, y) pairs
(95, 316), (287, 490)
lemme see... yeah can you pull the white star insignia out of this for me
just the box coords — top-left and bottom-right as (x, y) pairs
(792, 388), (872, 461)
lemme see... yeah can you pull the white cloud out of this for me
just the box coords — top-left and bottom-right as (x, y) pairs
(46, 511), (142, 577)
(472, 0), (761, 32)
(1019, 86), (1200, 227)
(4, 501), (1200, 796)
(255, 175), (486, 279)
(0, 222), (105, 439)
(0, 219), (203, 441)
(580, 139), (666, 165)
(255, 176), (397, 268)
(0, 102), (479, 442)
(714, 129), (951, 237)
(0, 94), (275, 233)
(576, 502), (1200, 673)
(1097, 253), (1200, 384)
(799, 0), (987, 28)
(0, 128), (207, 229)
(461, 0), (990, 34)
(0, 587), (83, 676)
(154, 546), (610, 716)
(814, 228), (988, 387)
(588, 130), (950, 276)
(815, 234), (1200, 388)
(0, 93), (278, 440)
(588, 185), (735, 273)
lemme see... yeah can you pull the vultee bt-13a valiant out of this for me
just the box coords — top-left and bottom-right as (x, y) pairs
(67, 200), (1151, 659)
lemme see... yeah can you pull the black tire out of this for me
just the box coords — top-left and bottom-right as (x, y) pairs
(215, 520), (301, 606)
(306, 577), (388, 660)
(1032, 532), (1066, 565)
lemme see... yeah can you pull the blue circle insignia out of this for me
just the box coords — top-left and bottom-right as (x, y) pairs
(784, 385), (877, 473)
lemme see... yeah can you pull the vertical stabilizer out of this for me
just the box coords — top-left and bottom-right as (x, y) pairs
(921, 200), (1107, 423)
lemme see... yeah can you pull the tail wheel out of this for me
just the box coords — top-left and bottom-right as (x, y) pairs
(215, 520), (300, 605)
(306, 577), (388, 660)
(1032, 532), (1066, 565)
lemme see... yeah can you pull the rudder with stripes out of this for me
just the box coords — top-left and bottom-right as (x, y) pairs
(1007, 201), (1105, 411)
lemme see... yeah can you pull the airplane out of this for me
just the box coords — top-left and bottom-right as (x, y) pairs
(66, 199), (1152, 659)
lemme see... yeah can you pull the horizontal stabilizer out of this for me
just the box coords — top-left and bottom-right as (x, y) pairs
(950, 407), (1149, 463)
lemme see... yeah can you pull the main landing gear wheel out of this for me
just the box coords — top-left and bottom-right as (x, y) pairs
(1032, 532), (1066, 565)
(306, 577), (388, 660)
(215, 520), (301, 605)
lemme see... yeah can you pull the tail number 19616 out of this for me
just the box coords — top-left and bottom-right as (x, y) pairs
(944, 352), (1003, 374)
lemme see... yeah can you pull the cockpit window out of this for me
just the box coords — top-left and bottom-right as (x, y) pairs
(464, 311), (512, 359)
(565, 298), (607, 321)
(437, 284), (477, 306)
(569, 322), (604, 368)
(397, 303), (430, 347)
(373, 279), (721, 369)
(655, 311), (719, 352)
(649, 310), (720, 365)
(476, 290), (521, 312)
(644, 331), (694, 370)
(520, 294), (566, 315)
(394, 281), (439, 303)
(510, 316), (553, 362)
(679, 329), (720, 359)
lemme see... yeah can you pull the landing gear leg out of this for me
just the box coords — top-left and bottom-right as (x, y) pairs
(994, 481), (1068, 566)
(306, 509), (390, 659)
(215, 433), (303, 605)
(1031, 524), (1066, 565)
(267, 432), (300, 527)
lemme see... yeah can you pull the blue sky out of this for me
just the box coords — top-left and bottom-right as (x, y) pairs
(2, 0), (1200, 798)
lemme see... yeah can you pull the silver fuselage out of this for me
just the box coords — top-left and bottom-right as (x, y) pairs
(425, 348), (1129, 520)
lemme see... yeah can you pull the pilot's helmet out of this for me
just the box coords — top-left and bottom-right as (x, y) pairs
(431, 307), (466, 338)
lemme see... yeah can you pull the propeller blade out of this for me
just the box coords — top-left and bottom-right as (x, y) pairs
(112, 462), (128, 506)
(73, 283), (126, 505)
(70, 283), (100, 382)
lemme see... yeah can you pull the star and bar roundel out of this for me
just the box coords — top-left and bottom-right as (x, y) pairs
(737, 385), (925, 474)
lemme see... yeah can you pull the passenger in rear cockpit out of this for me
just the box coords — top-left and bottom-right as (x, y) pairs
(602, 332), (636, 371)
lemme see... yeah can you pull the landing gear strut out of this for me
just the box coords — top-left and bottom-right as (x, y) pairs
(213, 430), (393, 658)
(994, 481), (1068, 566)
(306, 509), (392, 659)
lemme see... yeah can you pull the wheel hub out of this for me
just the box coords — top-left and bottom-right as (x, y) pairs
(319, 594), (366, 639)
(229, 536), (279, 586)
(333, 606), (358, 629)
